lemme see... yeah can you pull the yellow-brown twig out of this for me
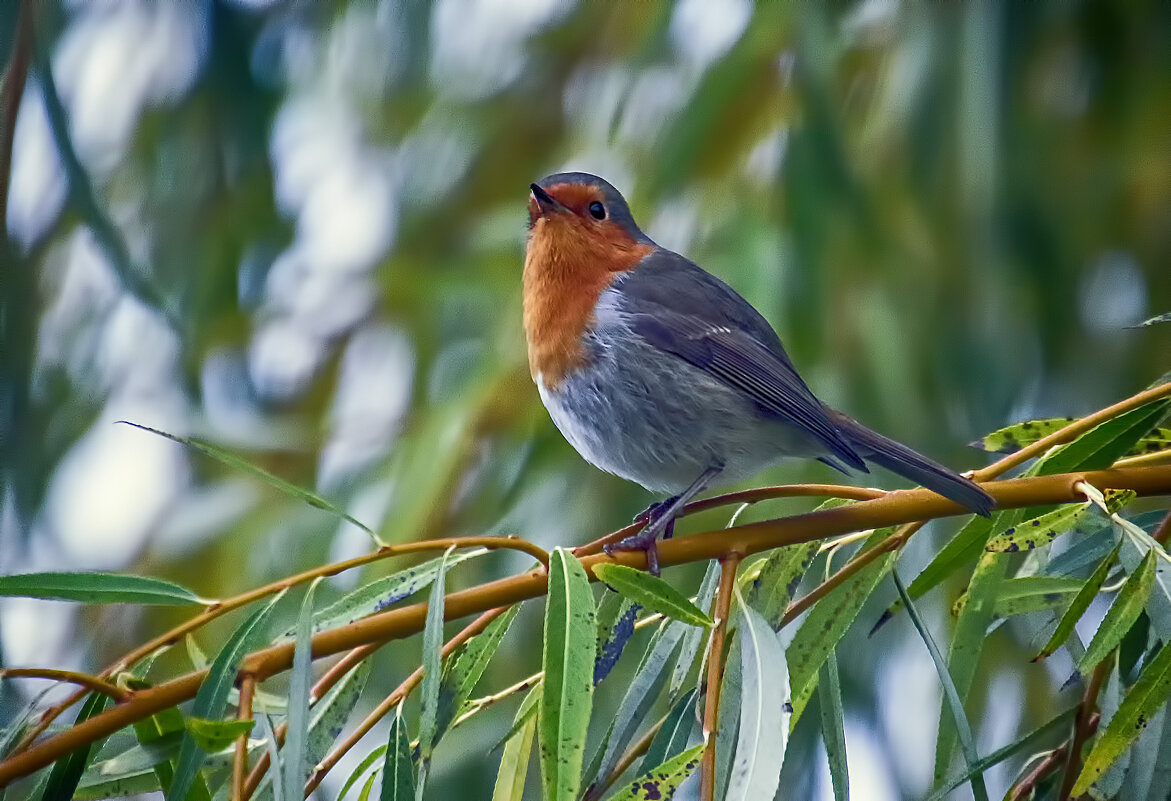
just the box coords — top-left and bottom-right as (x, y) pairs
(1057, 656), (1111, 800)
(3, 465), (1170, 787)
(0, 669), (129, 703)
(232, 675), (256, 801)
(700, 553), (742, 801)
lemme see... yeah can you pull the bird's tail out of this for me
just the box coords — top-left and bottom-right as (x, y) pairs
(830, 412), (995, 517)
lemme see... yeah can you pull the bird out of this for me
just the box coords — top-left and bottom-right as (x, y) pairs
(522, 172), (994, 573)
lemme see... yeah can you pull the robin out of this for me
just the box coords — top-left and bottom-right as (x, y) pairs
(523, 172), (993, 573)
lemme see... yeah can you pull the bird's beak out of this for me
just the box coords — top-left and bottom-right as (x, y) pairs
(529, 183), (564, 217)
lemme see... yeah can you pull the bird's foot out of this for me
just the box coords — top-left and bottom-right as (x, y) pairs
(606, 510), (677, 576)
(631, 495), (678, 527)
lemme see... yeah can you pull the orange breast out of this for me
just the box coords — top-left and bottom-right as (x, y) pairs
(523, 215), (652, 388)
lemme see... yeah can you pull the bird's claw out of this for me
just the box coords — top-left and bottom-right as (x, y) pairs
(604, 515), (676, 576)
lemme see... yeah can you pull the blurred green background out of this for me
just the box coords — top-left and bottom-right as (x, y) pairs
(1, 1), (1168, 798)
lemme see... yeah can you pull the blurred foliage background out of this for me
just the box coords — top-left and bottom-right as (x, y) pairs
(1, 0), (1168, 798)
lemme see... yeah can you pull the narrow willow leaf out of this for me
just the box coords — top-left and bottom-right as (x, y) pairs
(1133, 311), (1171, 327)
(381, 709), (414, 801)
(593, 564), (713, 628)
(605, 742), (704, 801)
(437, 604), (520, 737)
(670, 560), (721, 696)
(119, 422), (377, 539)
(357, 770), (379, 801)
(971, 576), (1083, 619)
(984, 503), (1089, 552)
(1120, 526), (1171, 640)
(750, 539), (821, 628)
(893, 571), (988, 801)
(257, 714), (285, 801)
(789, 528), (896, 722)
(925, 706), (1077, 801)
(1080, 549), (1157, 671)
(253, 660), (372, 801)
(539, 548), (596, 801)
(970, 417), (1079, 454)
(1037, 399), (1171, 474)
(489, 682), (540, 754)
(639, 691), (696, 774)
(338, 746), (386, 801)
(1034, 544), (1120, 660)
(40, 691), (111, 801)
(586, 616), (686, 795)
(285, 580), (320, 801)
(492, 708), (536, 801)
(726, 603), (788, 801)
(306, 549), (486, 635)
(185, 717), (254, 753)
(594, 592), (641, 685)
(0, 572), (210, 605)
(1073, 641), (1171, 794)
(1091, 659), (1129, 798)
(75, 768), (160, 799)
(818, 654), (848, 801)
(416, 545), (453, 800)
(1122, 698), (1171, 801)
(167, 591), (284, 801)
(132, 702), (209, 801)
(1044, 527), (1119, 577)
(871, 515), (993, 635)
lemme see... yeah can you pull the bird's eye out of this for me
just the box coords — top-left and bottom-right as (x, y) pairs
(588, 201), (606, 220)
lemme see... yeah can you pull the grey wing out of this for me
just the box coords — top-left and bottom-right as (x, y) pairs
(627, 305), (867, 472)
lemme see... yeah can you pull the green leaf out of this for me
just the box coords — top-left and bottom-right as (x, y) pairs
(491, 706), (536, 801)
(1080, 548), (1157, 670)
(970, 417), (1078, 453)
(925, 706), (1077, 801)
(1121, 697), (1171, 800)
(357, 769), (379, 801)
(788, 528), (896, 723)
(75, 769), (161, 799)
(131, 701), (209, 801)
(0, 572), (210, 605)
(184, 718), (254, 753)
(638, 690), (696, 774)
(119, 422), (377, 541)
(416, 545), (453, 800)
(1120, 525), (1171, 640)
(586, 616), (686, 794)
(669, 560), (721, 696)
(893, 571), (988, 801)
(1034, 544), (1120, 660)
(380, 709), (415, 801)
(603, 743), (704, 801)
(305, 549), (487, 636)
(284, 579), (320, 801)
(437, 604), (519, 737)
(818, 653), (848, 801)
(1091, 659), (1129, 798)
(539, 548), (596, 801)
(749, 540), (821, 628)
(714, 635), (741, 801)
(592, 564), (713, 628)
(726, 602), (788, 801)
(167, 591), (284, 801)
(338, 746), (387, 801)
(40, 691), (111, 801)
(965, 576), (1083, 619)
(1037, 399), (1171, 474)
(983, 503), (1090, 552)
(593, 592), (641, 685)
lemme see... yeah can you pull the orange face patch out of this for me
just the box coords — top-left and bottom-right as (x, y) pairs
(523, 184), (652, 387)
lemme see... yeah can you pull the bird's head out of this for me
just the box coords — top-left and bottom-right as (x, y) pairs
(526, 172), (652, 275)
(522, 173), (654, 387)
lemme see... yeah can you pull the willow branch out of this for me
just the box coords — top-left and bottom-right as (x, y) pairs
(2, 465), (1170, 786)
(0, 668), (128, 703)
(1058, 657), (1110, 800)
(700, 553), (741, 801)
(232, 675), (256, 801)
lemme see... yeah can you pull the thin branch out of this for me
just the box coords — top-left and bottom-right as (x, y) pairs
(587, 709), (670, 800)
(233, 675), (256, 801)
(302, 605), (510, 795)
(1113, 449), (1171, 469)
(700, 553), (741, 801)
(0, 668), (128, 702)
(14, 535), (540, 754)
(1057, 658), (1110, 800)
(3, 464), (1171, 786)
(0, 0), (34, 231)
